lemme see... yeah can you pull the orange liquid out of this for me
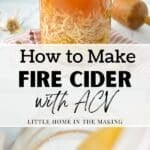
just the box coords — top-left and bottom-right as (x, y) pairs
(51, 0), (103, 16)
(40, 0), (111, 43)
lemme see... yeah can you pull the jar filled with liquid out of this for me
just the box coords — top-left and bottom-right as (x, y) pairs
(40, 0), (111, 43)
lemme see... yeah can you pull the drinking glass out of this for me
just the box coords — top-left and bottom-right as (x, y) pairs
(40, 0), (111, 43)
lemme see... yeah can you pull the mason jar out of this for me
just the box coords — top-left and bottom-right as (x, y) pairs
(40, 0), (111, 43)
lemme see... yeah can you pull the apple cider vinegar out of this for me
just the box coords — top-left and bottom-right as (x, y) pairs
(40, 0), (111, 43)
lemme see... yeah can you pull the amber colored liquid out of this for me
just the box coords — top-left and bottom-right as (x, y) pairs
(40, 0), (111, 44)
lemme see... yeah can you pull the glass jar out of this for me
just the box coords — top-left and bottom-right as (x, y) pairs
(40, 0), (111, 44)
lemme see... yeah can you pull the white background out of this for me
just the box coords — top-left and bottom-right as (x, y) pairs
(0, 44), (150, 127)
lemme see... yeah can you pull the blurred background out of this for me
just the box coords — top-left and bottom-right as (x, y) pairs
(1, 128), (150, 150)
(0, 0), (150, 43)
